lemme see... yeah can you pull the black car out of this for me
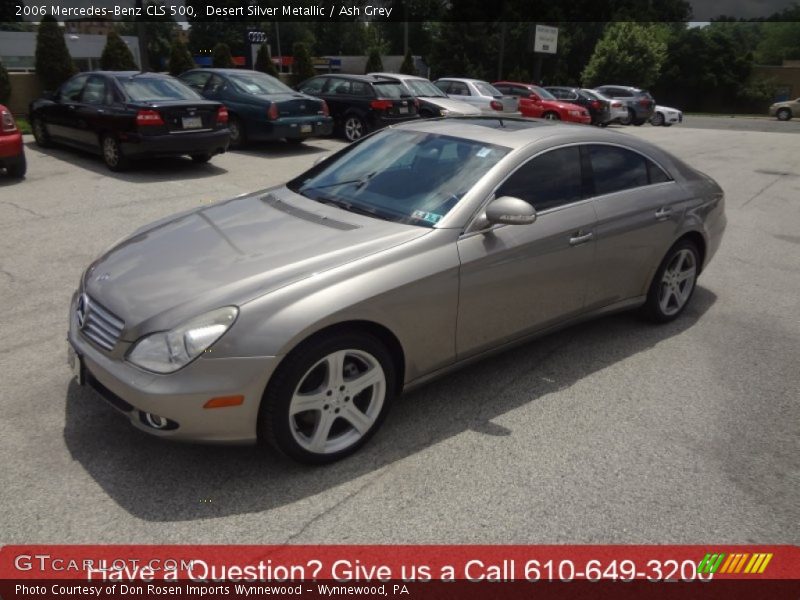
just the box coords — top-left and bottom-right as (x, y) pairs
(593, 85), (655, 126)
(29, 71), (230, 171)
(545, 86), (611, 126)
(296, 74), (420, 142)
(179, 69), (333, 147)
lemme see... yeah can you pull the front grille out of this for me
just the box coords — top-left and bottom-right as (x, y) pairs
(76, 293), (124, 351)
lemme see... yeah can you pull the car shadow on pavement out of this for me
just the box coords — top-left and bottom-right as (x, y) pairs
(230, 140), (332, 159)
(23, 141), (228, 183)
(63, 287), (717, 522)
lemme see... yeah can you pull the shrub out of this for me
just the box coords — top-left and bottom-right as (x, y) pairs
(101, 30), (138, 71)
(168, 38), (195, 76)
(34, 15), (76, 90)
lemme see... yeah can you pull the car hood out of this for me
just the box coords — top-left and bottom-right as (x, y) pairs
(84, 187), (428, 338)
(422, 97), (481, 114)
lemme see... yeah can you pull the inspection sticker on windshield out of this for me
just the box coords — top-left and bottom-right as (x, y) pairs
(412, 210), (443, 224)
(476, 147), (493, 158)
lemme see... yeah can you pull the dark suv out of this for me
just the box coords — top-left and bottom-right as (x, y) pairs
(545, 86), (610, 126)
(297, 74), (419, 142)
(593, 85), (655, 126)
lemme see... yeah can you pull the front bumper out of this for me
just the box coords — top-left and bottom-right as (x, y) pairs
(67, 292), (280, 444)
(120, 128), (230, 159)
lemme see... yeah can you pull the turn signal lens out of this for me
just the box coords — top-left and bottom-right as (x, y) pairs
(204, 395), (244, 409)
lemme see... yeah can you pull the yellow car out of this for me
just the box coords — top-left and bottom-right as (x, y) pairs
(768, 97), (800, 121)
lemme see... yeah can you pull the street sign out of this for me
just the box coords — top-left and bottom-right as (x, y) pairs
(533, 25), (558, 54)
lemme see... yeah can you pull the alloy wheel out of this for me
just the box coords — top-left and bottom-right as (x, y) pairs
(344, 117), (364, 142)
(288, 349), (386, 455)
(103, 136), (120, 168)
(658, 249), (697, 316)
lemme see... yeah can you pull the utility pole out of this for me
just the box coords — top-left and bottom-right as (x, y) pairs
(135, 0), (150, 71)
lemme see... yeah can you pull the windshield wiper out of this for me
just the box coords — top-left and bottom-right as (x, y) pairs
(303, 172), (377, 192)
(315, 194), (389, 220)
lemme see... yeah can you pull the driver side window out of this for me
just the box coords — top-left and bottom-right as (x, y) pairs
(497, 147), (584, 212)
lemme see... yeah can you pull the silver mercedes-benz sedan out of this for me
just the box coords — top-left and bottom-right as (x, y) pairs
(68, 117), (726, 463)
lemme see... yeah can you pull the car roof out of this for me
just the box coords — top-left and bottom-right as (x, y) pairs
(435, 78), (488, 84)
(87, 71), (172, 79)
(391, 116), (660, 150)
(596, 84), (646, 92)
(368, 72), (426, 81)
(315, 73), (400, 82)
(493, 81), (534, 87)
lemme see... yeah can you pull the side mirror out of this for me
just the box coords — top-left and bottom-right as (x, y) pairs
(485, 196), (537, 225)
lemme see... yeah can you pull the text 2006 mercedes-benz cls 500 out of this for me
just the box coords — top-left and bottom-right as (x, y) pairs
(68, 117), (726, 463)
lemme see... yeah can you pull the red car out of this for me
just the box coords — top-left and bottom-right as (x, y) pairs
(0, 104), (26, 178)
(493, 82), (591, 124)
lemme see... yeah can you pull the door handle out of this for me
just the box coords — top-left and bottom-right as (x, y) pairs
(569, 231), (594, 246)
(655, 207), (672, 220)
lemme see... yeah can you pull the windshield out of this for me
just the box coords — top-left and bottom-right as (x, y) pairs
(474, 82), (502, 97)
(287, 129), (510, 227)
(531, 85), (556, 100)
(229, 72), (294, 95)
(373, 81), (409, 99)
(405, 79), (447, 98)
(119, 77), (201, 102)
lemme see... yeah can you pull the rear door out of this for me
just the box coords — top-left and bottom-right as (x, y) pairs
(74, 74), (112, 150)
(456, 146), (597, 357)
(584, 143), (685, 305)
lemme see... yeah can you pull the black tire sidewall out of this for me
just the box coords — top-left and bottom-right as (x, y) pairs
(259, 332), (396, 464)
(777, 108), (791, 121)
(643, 240), (700, 323)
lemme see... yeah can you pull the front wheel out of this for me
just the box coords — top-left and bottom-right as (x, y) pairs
(642, 241), (700, 323)
(31, 116), (51, 147)
(651, 112), (665, 126)
(776, 108), (792, 121)
(543, 111), (560, 121)
(259, 333), (396, 464)
(101, 134), (129, 171)
(5, 154), (26, 178)
(342, 115), (367, 142)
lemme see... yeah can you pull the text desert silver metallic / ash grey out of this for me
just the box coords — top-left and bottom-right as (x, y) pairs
(67, 117), (726, 464)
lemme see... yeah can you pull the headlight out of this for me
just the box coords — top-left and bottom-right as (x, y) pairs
(569, 110), (580, 116)
(439, 109), (450, 116)
(127, 306), (239, 374)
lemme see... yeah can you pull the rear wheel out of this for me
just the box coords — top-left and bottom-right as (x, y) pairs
(642, 240), (700, 323)
(101, 134), (129, 172)
(343, 114), (367, 142)
(5, 154), (26, 178)
(776, 108), (792, 121)
(651, 112), (665, 126)
(259, 332), (396, 464)
(620, 108), (634, 126)
(31, 116), (51, 147)
(227, 116), (246, 147)
(543, 111), (560, 121)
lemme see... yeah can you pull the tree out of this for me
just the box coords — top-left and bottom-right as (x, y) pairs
(364, 47), (383, 73)
(34, 15), (76, 91)
(0, 61), (10, 104)
(101, 30), (138, 71)
(399, 48), (417, 75)
(254, 43), (279, 78)
(212, 43), (234, 68)
(581, 22), (667, 89)
(116, 2), (176, 70)
(168, 38), (195, 76)
(291, 41), (316, 86)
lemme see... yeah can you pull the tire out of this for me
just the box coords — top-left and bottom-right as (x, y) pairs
(191, 153), (212, 163)
(776, 108), (792, 121)
(651, 112), (665, 126)
(620, 108), (634, 126)
(31, 116), (51, 147)
(5, 154), (26, 179)
(101, 134), (129, 172)
(342, 114), (367, 142)
(259, 332), (396, 464)
(543, 111), (560, 121)
(227, 116), (246, 147)
(642, 240), (700, 323)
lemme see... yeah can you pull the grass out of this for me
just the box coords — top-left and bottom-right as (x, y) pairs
(14, 116), (31, 135)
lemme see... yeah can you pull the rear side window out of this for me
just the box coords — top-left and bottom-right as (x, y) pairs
(119, 77), (201, 101)
(449, 82), (470, 96)
(299, 77), (325, 95)
(59, 75), (88, 102)
(587, 145), (670, 195)
(180, 71), (211, 92)
(497, 146), (583, 212)
(374, 82), (407, 98)
(474, 82), (501, 96)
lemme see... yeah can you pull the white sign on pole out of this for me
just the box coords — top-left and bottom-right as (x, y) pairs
(534, 25), (558, 54)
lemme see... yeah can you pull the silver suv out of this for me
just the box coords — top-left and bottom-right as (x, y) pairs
(594, 85), (655, 126)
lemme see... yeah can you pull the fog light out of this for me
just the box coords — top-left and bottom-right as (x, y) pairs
(143, 412), (168, 429)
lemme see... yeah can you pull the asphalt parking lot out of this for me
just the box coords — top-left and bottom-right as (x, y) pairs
(1, 121), (797, 545)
